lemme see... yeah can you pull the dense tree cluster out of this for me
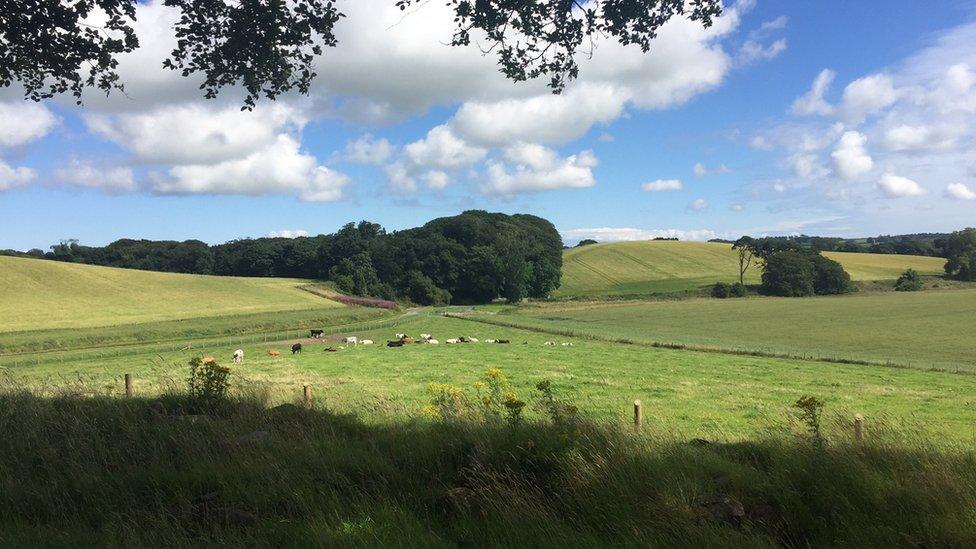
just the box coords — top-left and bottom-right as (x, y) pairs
(943, 228), (976, 281)
(744, 233), (949, 258)
(12, 211), (562, 305)
(730, 237), (853, 297)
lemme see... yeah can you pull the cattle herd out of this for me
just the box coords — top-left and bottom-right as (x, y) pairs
(234, 331), (573, 362)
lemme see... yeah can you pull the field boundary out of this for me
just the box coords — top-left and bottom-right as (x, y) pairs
(443, 313), (975, 376)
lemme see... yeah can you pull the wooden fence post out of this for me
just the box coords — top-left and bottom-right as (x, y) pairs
(853, 413), (864, 442)
(303, 384), (313, 407)
(633, 399), (643, 432)
(124, 373), (133, 397)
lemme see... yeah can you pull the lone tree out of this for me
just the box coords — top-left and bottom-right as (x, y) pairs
(2, 0), (722, 109)
(732, 236), (756, 285)
(943, 227), (976, 281)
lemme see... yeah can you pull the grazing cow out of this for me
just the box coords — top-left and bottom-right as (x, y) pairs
(202, 356), (217, 365)
(544, 341), (556, 346)
(561, 342), (574, 347)
(395, 333), (406, 339)
(426, 339), (439, 344)
(420, 333), (432, 341)
(232, 349), (244, 364)
(292, 343), (302, 354)
(310, 329), (324, 338)
(267, 349), (281, 357)
(361, 339), (373, 345)
(468, 337), (479, 343)
(484, 339), (497, 344)
(445, 338), (460, 344)
(344, 336), (358, 345)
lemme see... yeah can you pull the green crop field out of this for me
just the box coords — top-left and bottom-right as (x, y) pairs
(0, 255), (341, 332)
(469, 288), (976, 372)
(557, 241), (947, 297)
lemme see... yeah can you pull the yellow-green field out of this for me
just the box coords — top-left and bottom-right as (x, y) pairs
(557, 241), (946, 297)
(0, 255), (340, 331)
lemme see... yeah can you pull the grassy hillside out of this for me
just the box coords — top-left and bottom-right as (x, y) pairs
(557, 241), (946, 297)
(472, 289), (976, 372)
(0, 256), (340, 332)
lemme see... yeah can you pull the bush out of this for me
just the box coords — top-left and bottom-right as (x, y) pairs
(187, 356), (230, 412)
(711, 282), (731, 298)
(760, 251), (816, 297)
(895, 268), (924, 291)
(730, 282), (748, 297)
(811, 254), (853, 295)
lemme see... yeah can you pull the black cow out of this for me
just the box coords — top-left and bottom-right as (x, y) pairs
(291, 343), (302, 354)
(310, 329), (324, 338)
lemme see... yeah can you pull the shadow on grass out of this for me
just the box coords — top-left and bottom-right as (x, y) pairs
(0, 390), (973, 546)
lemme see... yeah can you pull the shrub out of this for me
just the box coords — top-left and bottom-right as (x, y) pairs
(729, 282), (748, 297)
(711, 282), (731, 298)
(811, 254), (853, 295)
(760, 251), (816, 297)
(187, 356), (231, 412)
(895, 268), (924, 292)
(794, 396), (825, 448)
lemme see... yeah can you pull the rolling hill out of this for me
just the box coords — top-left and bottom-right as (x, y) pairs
(556, 241), (947, 298)
(0, 255), (341, 332)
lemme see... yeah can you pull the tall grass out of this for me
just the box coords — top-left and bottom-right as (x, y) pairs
(0, 375), (973, 546)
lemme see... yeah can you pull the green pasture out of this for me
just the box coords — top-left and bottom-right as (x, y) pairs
(476, 288), (976, 372)
(0, 255), (339, 331)
(7, 314), (974, 443)
(557, 241), (946, 297)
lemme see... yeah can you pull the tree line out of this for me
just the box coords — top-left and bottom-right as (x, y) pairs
(3, 211), (563, 305)
(712, 233), (949, 257)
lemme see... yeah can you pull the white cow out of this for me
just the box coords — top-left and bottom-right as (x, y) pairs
(395, 333), (406, 339)
(544, 341), (556, 346)
(361, 339), (373, 345)
(468, 337), (479, 343)
(232, 349), (244, 363)
(344, 336), (358, 345)
(445, 338), (460, 344)
(420, 333), (432, 341)
(426, 339), (439, 345)
(484, 339), (497, 344)
(561, 342), (574, 347)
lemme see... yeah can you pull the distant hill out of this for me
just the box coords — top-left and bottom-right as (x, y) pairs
(0, 255), (340, 332)
(556, 241), (947, 298)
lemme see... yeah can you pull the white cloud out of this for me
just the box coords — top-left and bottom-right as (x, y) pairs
(0, 102), (58, 147)
(882, 124), (963, 152)
(946, 182), (976, 200)
(597, 132), (615, 143)
(759, 16), (788, 32)
(839, 74), (899, 123)
(424, 170), (449, 189)
(404, 125), (486, 169)
(689, 198), (709, 211)
(641, 179), (683, 192)
(482, 146), (597, 196)
(561, 227), (719, 242)
(738, 39), (787, 65)
(153, 135), (348, 202)
(0, 160), (36, 190)
(877, 173), (926, 198)
(269, 229), (309, 238)
(384, 162), (417, 193)
(55, 160), (137, 192)
(831, 131), (873, 180)
(343, 134), (393, 164)
(790, 69), (835, 116)
(86, 103), (304, 165)
(692, 162), (731, 177)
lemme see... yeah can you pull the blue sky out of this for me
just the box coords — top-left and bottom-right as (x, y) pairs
(2, 0), (976, 250)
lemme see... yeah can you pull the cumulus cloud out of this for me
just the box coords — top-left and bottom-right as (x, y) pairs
(641, 179), (683, 192)
(269, 229), (309, 238)
(424, 170), (449, 189)
(839, 74), (899, 123)
(404, 125), (486, 169)
(0, 101), (58, 147)
(882, 124), (963, 151)
(737, 39), (787, 65)
(877, 173), (925, 198)
(482, 145), (597, 196)
(153, 135), (348, 202)
(561, 227), (719, 243)
(343, 134), (393, 164)
(55, 160), (137, 192)
(945, 182), (976, 200)
(831, 131), (873, 180)
(0, 160), (36, 190)
(790, 69), (835, 116)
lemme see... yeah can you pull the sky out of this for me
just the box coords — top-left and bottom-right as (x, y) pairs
(2, 0), (976, 250)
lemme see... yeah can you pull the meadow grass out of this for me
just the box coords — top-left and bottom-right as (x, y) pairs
(557, 241), (946, 298)
(0, 255), (340, 331)
(482, 289), (976, 373)
(6, 315), (974, 443)
(0, 378), (973, 546)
